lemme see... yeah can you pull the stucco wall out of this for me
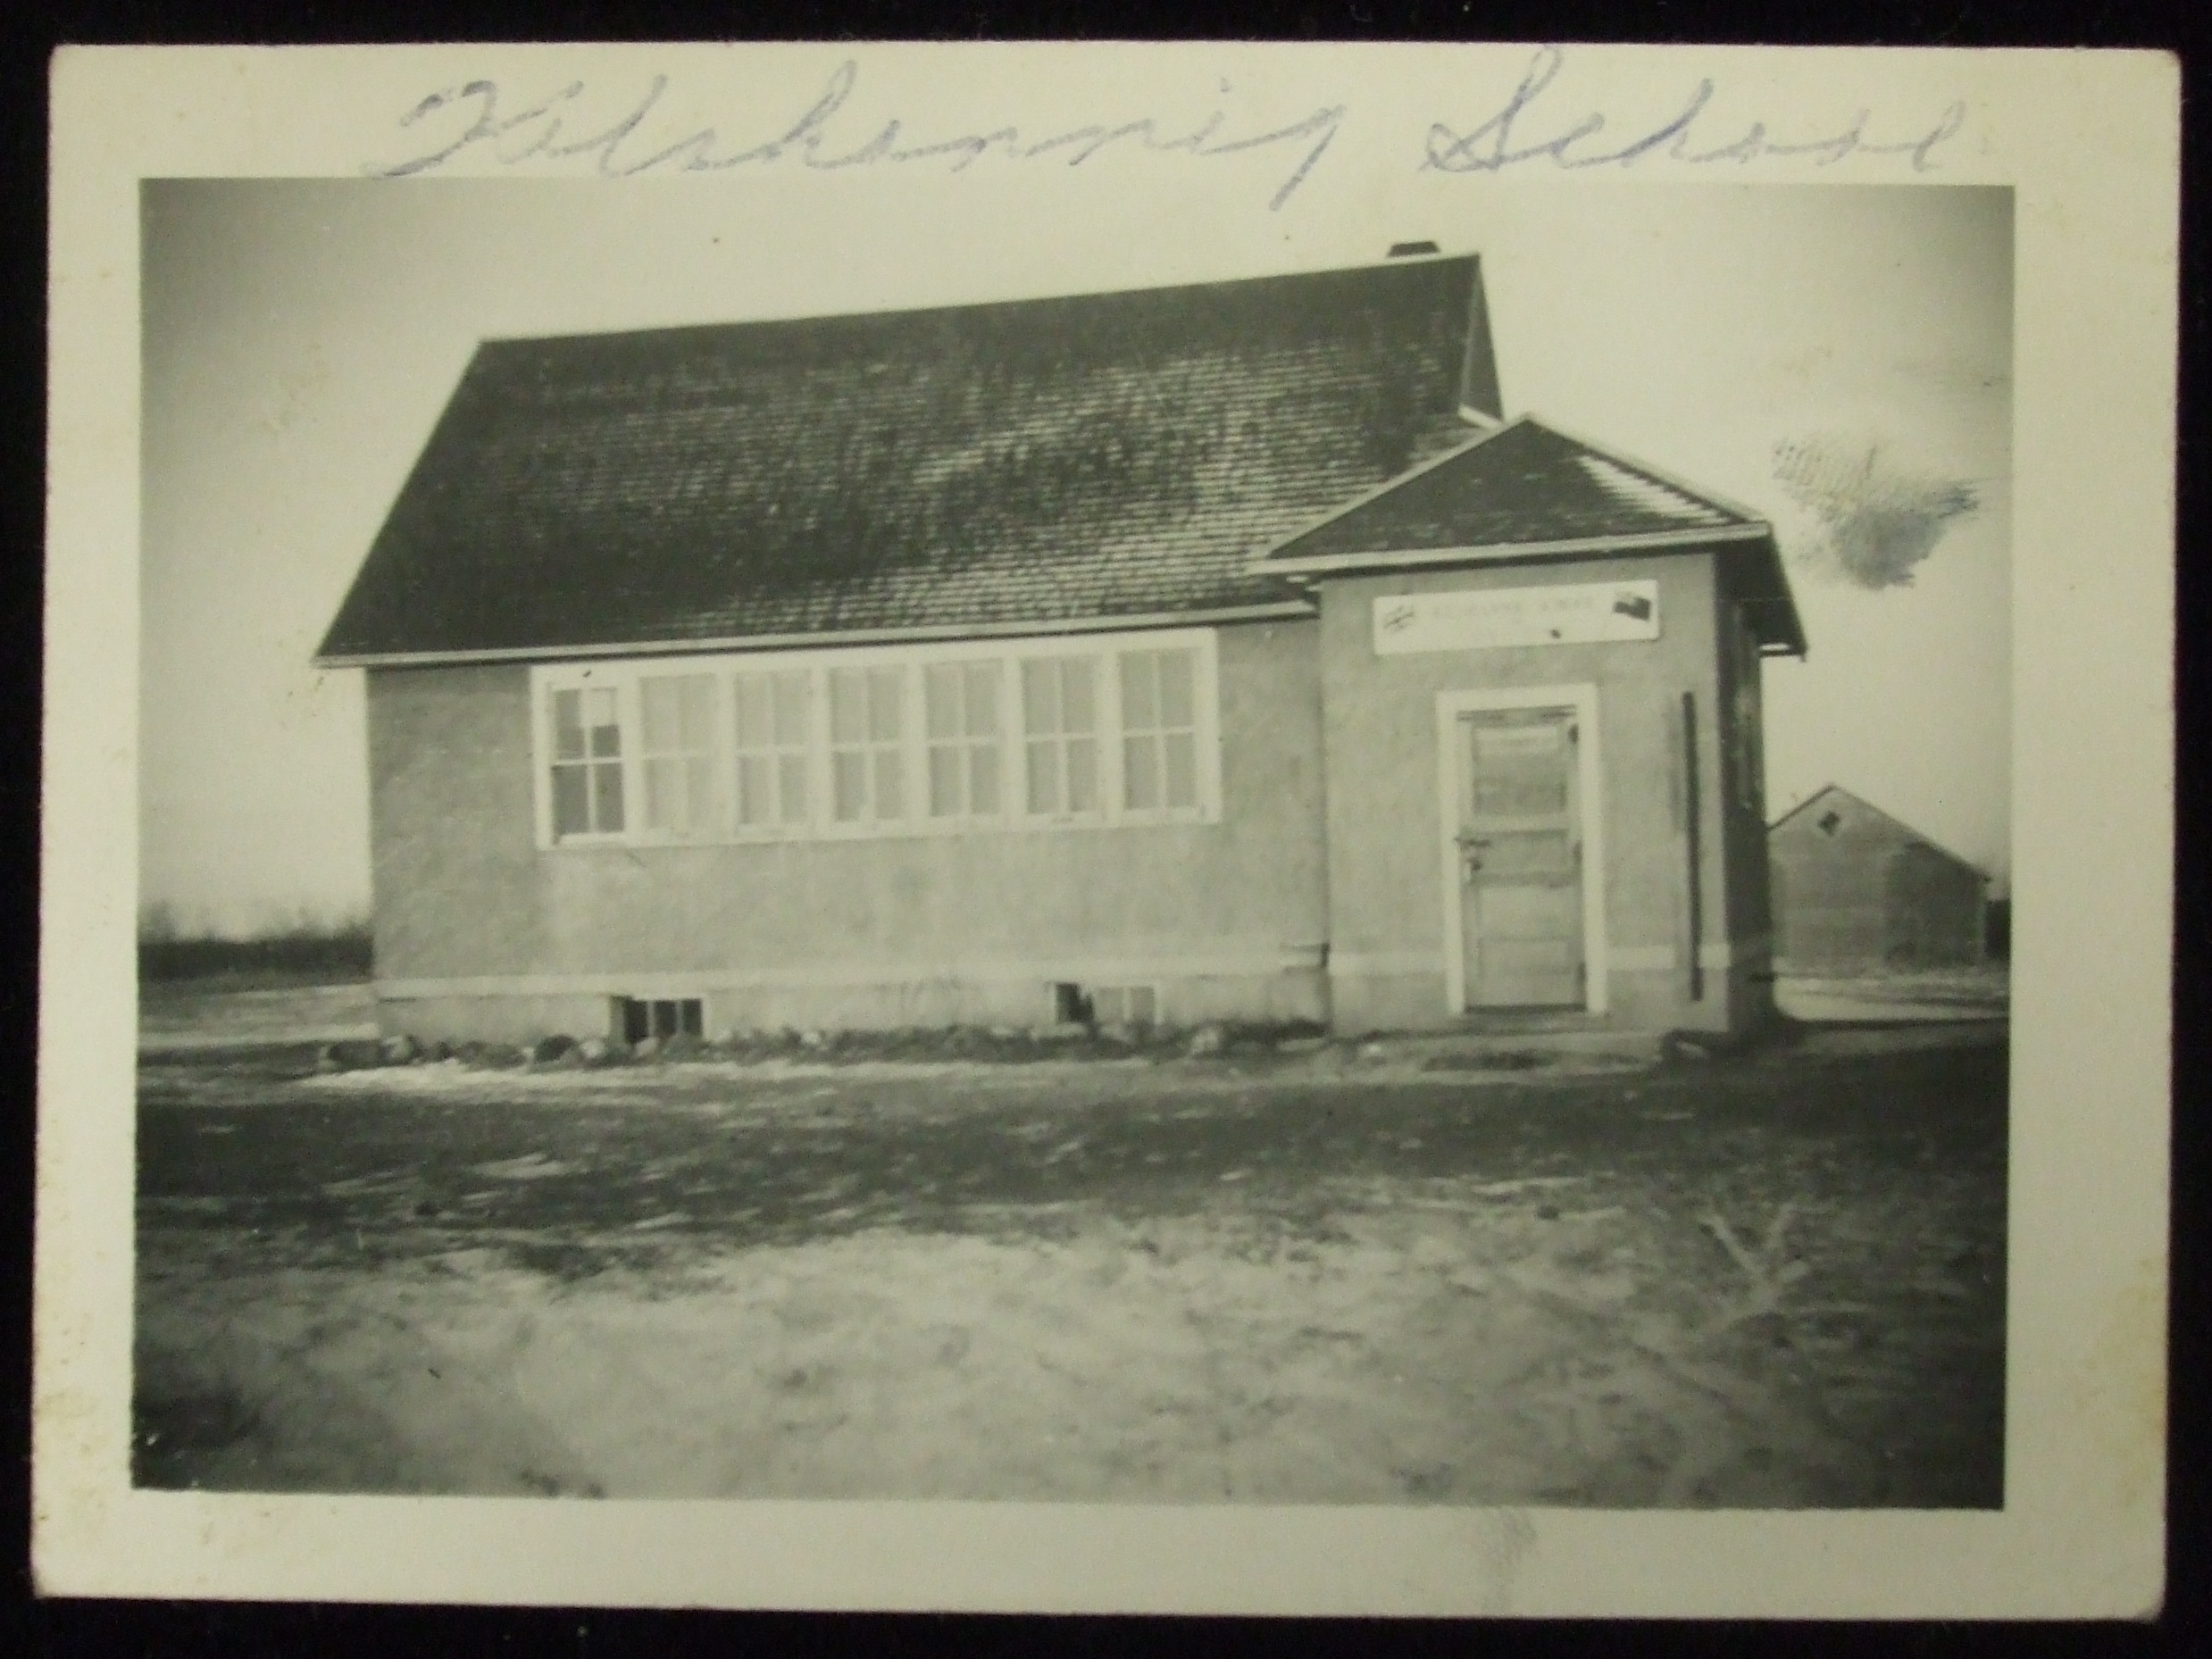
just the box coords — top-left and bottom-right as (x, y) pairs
(367, 663), (550, 985)
(366, 621), (1328, 1039)
(1315, 551), (1757, 1035)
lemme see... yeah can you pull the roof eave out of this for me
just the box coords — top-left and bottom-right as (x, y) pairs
(1247, 522), (1774, 580)
(1744, 531), (1809, 659)
(312, 597), (1321, 671)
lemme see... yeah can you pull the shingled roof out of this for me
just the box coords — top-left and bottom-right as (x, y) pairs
(1768, 784), (1983, 872)
(316, 254), (1500, 665)
(1250, 417), (1807, 654)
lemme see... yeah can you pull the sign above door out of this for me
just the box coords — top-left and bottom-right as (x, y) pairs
(1373, 580), (1661, 656)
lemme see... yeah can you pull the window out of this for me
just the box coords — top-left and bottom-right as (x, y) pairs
(1021, 655), (1099, 817)
(831, 665), (906, 824)
(535, 628), (1218, 849)
(639, 672), (718, 837)
(1092, 984), (1158, 1026)
(1119, 646), (1200, 814)
(550, 685), (624, 838)
(925, 661), (1002, 819)
(617, 996), (703, 1045)
(734, 670), (811, 830)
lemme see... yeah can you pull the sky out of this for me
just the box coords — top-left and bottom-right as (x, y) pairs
(140, 177), (2010, 936)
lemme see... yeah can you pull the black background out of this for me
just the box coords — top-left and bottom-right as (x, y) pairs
(0, 2), (2201, 1655)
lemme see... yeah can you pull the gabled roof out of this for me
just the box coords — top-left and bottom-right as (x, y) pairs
(1247, 416), (1805, 654)
(316, 254), (1498, 666)
(1767, 784), (1985, 874)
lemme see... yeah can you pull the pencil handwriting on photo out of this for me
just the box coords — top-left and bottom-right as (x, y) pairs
(363, 46), (1966, 209)
(365, 60), (1348, 211)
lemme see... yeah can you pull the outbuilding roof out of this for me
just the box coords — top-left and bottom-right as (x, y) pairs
(316, 254), (1498, 666)
(1768, 784), (1986, 874)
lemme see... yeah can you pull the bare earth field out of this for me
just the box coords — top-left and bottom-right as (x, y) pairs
(1774, 965), (2011, 1026)
(134, 986), (2007, 1508)
(138, 977), (377, 1052)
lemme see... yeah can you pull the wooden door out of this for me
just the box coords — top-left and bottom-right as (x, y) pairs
(1458, 709), (1585, 1008)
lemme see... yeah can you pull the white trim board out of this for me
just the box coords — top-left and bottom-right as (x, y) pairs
(1253, 522), (1769, 579)
(1326, 951), (1444, 979)
(376, 946), (1327, 1003)
(1610, 938), (1769, 975)
(317, 602), (1316, 671)
(1435, 683), (1608, 1017)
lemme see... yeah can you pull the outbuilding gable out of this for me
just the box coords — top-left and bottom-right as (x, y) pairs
(1768, 784), (1988, 971)
(1769, 784), (1982, 877)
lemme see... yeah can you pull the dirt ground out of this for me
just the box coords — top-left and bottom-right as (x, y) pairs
(1774, 964), (2011, 1025)
(134, 987), (2007, 1508)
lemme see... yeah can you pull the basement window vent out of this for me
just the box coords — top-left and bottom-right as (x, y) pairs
(617, 996), (703, 1045)
(1091, 985), (1159, 1027)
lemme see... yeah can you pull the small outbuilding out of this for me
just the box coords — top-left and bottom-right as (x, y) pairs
(1767, 785), (1988, 972)
(316, 249), (1806, 1045)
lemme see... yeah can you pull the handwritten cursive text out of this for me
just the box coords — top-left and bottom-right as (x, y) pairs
(366, 62), (1347, 211)
(1424, 47), (1966, 176)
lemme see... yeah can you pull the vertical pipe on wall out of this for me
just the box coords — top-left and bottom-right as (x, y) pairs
(1682, 690), (1704, 1003)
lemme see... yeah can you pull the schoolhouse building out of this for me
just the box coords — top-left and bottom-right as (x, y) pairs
(1768, 784), (1988, 973)
(315, 248), (1806, 1046)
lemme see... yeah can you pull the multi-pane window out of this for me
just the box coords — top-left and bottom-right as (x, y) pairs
(550, 685), (624, 838)
(733, 670), (811, 831)
(925, 661), (1002, 819)
(1119, 646), (1199, 813)
(639, 673), (718, 837)
(1021, 655), (1099, 817)
(830, 665), (906, 824)
(538, 630), (1215, 848)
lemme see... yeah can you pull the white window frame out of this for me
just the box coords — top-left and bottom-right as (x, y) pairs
(923, 657), (1008, 823)
(529, 627), (1223, 852)
(1016, 651), (1107, 824)
(1114, 642), (1208, 821)
(730, 666), (814, 838)
(825, 663), (913, 832)
(537, 666), (634, 847)
(634, 667), (723, 843)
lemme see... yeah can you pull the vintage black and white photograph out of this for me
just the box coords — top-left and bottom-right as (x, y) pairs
(36, 40), (2175, 1617)
(130, 175), (2012, 1509)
